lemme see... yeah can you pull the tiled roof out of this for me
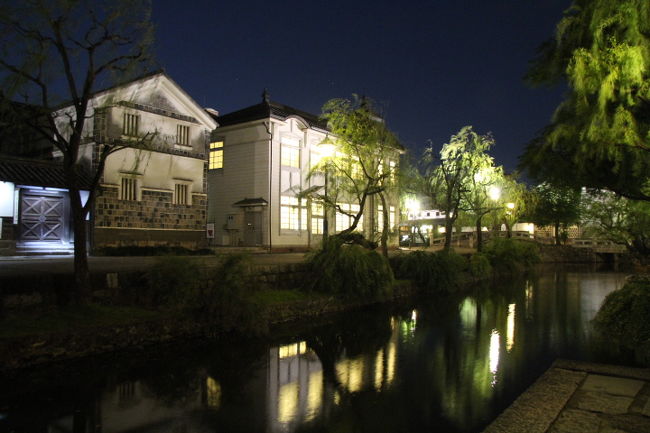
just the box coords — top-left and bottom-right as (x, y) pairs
(211, 101), (328, 130)
(0, 156), (93, 189)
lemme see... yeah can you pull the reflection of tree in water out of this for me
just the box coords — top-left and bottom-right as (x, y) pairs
(304, 309), (394, 390)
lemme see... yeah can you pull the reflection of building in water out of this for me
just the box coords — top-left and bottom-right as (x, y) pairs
(268, 341), (325, 432)
(337, 318), (400, 394)
(268, 323), (400, 432)
(47, 376), (216, 433)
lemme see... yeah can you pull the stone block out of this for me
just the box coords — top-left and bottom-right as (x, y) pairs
(582, 375), (645, 397)
(549, 409), (602, 433)
(571, 390), (633, 414)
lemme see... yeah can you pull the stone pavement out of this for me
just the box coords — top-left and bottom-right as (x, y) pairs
(484, 359), (650, 433)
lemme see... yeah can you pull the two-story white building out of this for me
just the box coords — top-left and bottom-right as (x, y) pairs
(206, 92), (400, 250)
(0, 71), (217, 253)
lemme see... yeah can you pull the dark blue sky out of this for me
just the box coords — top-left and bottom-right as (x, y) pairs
(152, 0), (570, 172)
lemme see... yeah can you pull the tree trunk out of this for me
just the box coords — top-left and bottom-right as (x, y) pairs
(476, 216), (483, 252)
(70, 188), (91, 304)
(444, 217), (454, 251)
(506, 222), (512, 238)
(379, 192), (389, 258)
(554, 221), (561, 245)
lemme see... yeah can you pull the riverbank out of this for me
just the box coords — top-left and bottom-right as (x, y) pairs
(0, 280), (422, 371)
(484, 359), (650, 433)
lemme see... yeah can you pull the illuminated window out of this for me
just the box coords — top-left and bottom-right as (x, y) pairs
(311, 202), (324, 234)
(122, 113), (139, 136)
(335, 203), (363, 232)
(377, 205), (384, 232)
(389, 205), (396, 229)
(206, 377), (221, 409)
(278, 341), (307, 358)
(174, 183), (189, 205)
(119, 177), (138, 201)
(209, 141), (223, 169)
(280, 196), (307, 231)
(176, 124), (190, 146)
(281, 146), (300, 168)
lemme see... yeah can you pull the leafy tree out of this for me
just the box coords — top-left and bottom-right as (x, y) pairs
(0, 0), (154, 301)
(522, 0), (650, 201)
(491, 174), (529, 238)
(422, 126), (496, 250)
(529, 183), (581, 245)
(581, 189), (650, 255)
(306, 96), (401, 256)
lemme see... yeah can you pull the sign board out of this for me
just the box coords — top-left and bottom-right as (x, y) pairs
(206, 223), (215, 239)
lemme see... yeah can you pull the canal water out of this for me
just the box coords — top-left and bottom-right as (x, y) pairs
(0, 267), (634, 433)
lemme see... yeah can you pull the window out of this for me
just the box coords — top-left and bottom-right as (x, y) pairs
(120, 177), (138, 201)
(209, 141), (223, 169)
(311, 202), (324, 234)
(389, 205), (396, 229)
(176, 124), (190, 146)
(280, 196), (307, 231)
(174, 183), (189, 205)
(122, 113), (139, 137)
(281, 136), (301, 168)
(335, 203), (363, 232)
(281, 146), (300, 168)
(377, 205), (384, 232)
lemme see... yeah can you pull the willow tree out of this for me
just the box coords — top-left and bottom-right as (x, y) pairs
(0, 0), (153, 301)
(523, 0), (650, 201)
(308, 96), (401, 256)
(422, 126), (495, 250)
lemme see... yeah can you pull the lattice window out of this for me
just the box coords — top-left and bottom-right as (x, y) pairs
(176, 124), (190, 146)
(122, 113), (139, 137)
(120, 177), (138, 201)
(174, 183), (189, 205)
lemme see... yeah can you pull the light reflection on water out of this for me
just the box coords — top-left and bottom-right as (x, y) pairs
(0, 269), (632, 433)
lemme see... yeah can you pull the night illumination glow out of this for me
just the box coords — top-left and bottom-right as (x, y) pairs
(488, 186), (501, 201)
(506, 304), (516, 352)
(489, 329), (500, 386)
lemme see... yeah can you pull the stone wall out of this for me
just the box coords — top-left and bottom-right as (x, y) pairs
(94, 186), (206, 248)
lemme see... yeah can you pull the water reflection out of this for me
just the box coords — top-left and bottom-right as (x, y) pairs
(0, 269), (632, 433)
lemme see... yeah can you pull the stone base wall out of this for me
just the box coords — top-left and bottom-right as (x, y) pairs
(94, 186), (206, 248)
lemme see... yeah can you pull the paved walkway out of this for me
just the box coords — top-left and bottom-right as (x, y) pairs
(484, 359), (650, 433)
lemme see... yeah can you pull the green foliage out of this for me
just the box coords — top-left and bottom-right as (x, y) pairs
(483, 238), (540, 274)
(192, 254), (264, 334)
(593, 275), (650, 363)
(390, 250), (467, 292)
(523, 0), (650, 200)
(146, 256), (201, 307)
(305, 237), (394, 299)
(469, 253), (492, 279)
(529, 183), (581, 244)
(581, 189), (650, 255)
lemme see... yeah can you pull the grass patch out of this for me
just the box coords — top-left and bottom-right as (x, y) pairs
(0, 304), (162, 339)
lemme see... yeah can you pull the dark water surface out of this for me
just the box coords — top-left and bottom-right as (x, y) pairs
(0, 267), (634, 433)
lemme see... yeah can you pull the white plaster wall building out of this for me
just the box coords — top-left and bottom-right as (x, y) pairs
(206, 93), (400, 250)
(53, 71), (217, 249)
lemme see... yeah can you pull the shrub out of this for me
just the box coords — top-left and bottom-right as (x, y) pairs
(305, 237), (393, 299)
(469, 252), (492, 279)
(389, 250), (467, 292)
(146, 256), (201, 307)
(193, 254), (265, 334)
(593, 275), (650, 364)
(483, 238), (539, 273)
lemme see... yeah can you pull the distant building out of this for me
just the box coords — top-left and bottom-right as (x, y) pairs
(206, 93), (400, 250)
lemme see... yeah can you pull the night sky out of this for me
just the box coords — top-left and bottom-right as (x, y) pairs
(152, 1), (570, 173)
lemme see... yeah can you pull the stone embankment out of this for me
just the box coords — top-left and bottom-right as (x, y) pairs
(484, 359), (650, 433)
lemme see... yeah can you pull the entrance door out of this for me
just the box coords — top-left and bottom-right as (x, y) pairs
(20, 191), (66, 242)
(244, 211), (262, 246)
